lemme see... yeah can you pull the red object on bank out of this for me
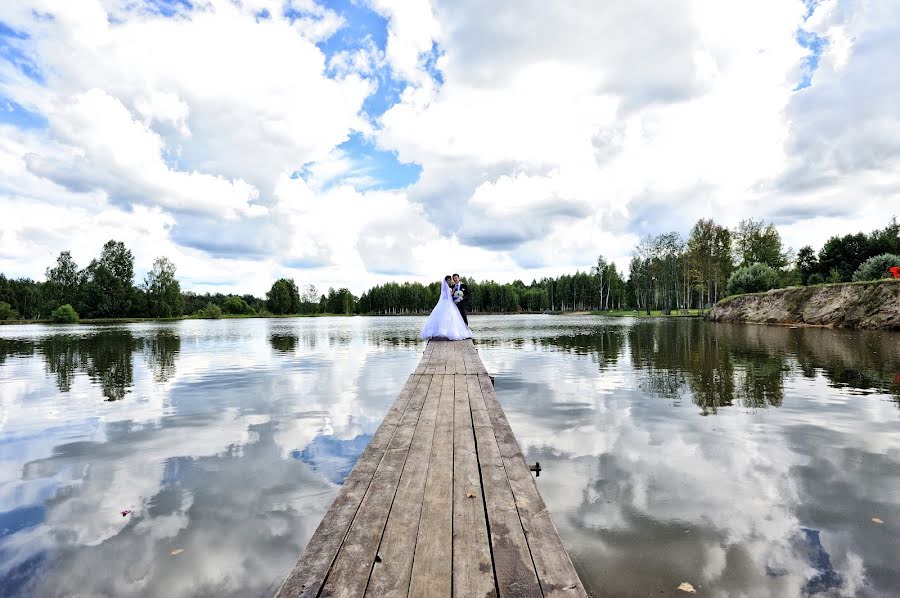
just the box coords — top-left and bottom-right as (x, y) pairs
(890, 266), (900, 279)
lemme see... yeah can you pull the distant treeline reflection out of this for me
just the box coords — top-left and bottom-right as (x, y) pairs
(536, 321), (900, 413)
(1, 322), (897, 409)
(0, 331), (179, 400)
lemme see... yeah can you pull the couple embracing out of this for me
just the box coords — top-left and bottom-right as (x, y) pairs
(419, 273), (472, 341)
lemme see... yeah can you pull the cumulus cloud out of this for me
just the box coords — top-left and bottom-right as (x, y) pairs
(1, 0), (898, 293)
(373, 0), (898, 273)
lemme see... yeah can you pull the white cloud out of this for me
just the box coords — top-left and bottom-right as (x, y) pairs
(1, 0), (899, 294)
(375, 0), (899, 274)
(366, 0), (442, 83)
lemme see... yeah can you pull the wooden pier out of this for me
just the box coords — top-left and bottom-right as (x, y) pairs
(276, 340), (586, 598)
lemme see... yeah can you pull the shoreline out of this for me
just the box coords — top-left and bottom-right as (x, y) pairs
(2, 310), (707, 326)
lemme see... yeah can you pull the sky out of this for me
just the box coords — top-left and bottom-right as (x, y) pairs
(1, 0), (898, 296)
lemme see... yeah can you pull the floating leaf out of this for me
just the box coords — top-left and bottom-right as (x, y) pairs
(872, 517), (884, 524)
(171, 549), (184, 556)
(677, 582), (696, 593)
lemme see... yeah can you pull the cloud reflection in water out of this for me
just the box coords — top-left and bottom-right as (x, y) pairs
(0, 316), (898, 597)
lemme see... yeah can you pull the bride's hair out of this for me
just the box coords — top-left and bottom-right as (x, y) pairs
(444, 275), (452, 284)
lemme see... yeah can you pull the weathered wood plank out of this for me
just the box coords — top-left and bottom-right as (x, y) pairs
(279, 340), (586, 598)
(276, 375), (424, 598)
(319, 375), (433, 598)
(478, 375), (587, 598)
(468, 374), (493, 431)
(365, 374), (442, 597)
(470, 391), (542, 598)
(408, 374), (455, 597)
(453, 374), (496, 598)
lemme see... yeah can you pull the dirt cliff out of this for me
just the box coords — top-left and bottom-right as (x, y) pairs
(707, 280), (900, 330)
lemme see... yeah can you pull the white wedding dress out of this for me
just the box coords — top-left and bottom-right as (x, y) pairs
(420, 280), (472, 340)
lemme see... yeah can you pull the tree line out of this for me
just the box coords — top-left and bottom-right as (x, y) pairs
(1, 218), (897, 321)
(359, 217), (899, 315)
(0, 241), (357, 321)
(620, 216), (898, 314)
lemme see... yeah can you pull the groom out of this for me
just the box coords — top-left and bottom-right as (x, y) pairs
(452, 273), (469, 325)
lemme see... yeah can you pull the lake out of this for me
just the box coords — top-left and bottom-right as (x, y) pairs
(1, 316), (898, 597)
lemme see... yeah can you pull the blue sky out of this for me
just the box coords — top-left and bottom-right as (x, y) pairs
(0, 0), (897, 295)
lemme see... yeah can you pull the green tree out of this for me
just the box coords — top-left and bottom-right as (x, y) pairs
(852, 253), (900, 282)
(734, 219), (787, 269)
(223, 295), (255, 315)
(795, 245), (818, 285)
(817, 233), (869, 282)
(324, 287), (357, 314)
(0, 301), (18, 320)
(815, 220), (899, 283)
(45, 251), (80, 310)
(196, 302), (223, 319)
(0, 274), (43, 319)
(51, 304), (79, 323)
(687, 219), (716, 307)
(144, 257), (184, 318)
(726, 262), (780, 296)
(82, 240), (135, 317)
(266, 278), (301, 314)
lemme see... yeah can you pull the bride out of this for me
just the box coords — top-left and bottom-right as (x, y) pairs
(420, 275), (472, 340)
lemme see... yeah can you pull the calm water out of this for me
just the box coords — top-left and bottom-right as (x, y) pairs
(0, 316), (898, 597)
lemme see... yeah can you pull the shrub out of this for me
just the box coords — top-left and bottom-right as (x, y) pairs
(50, 304), (79, 323)
(807, 273), (825, 285)
(726, 262), (780, 296)
(223, 296), (255, 315)
(0, 301), (19, 320)
(197, 302), (223, 319)
(851, 253), (900, 282)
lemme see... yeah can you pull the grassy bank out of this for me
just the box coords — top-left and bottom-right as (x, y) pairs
(715, 278), (900, 306)
(588, 309), (706, 318)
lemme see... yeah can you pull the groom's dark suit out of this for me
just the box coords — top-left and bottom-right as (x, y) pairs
(453, 282), (470, 325)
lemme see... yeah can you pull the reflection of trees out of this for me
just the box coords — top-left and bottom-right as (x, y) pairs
(74, 332), (139, 401)
(626, 321), (900, 412)
(792, 329), (900, 402)
(725, 325), (900, 405)
(30, 330), (182, 400)
(735, 356), (786, 409)
(269, 334), (298, 353)
(538, 328), (624, 370)
(143, 332), (180, 383)
(628, 321), (785, 413)
(366, 336), (423, 349)
(40, 334), (83, 393)
(0, 338), (35, 365)
(680, 326), (737, 415)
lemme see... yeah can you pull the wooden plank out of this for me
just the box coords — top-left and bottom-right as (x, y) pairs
(453, 374), (496, 598)
(462, 343), (477, 376)
(470, 390), (542, 597)
(276, 375), (424, 598)
(365, 374), (442, 597)
(408, 374), (455, 597)
(468, 374), (493, 431)
(453, 348), (466, 375)
(319, 375), (433, 598)
(478, 375), (588, 598)
(460, 340), (487, 375)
